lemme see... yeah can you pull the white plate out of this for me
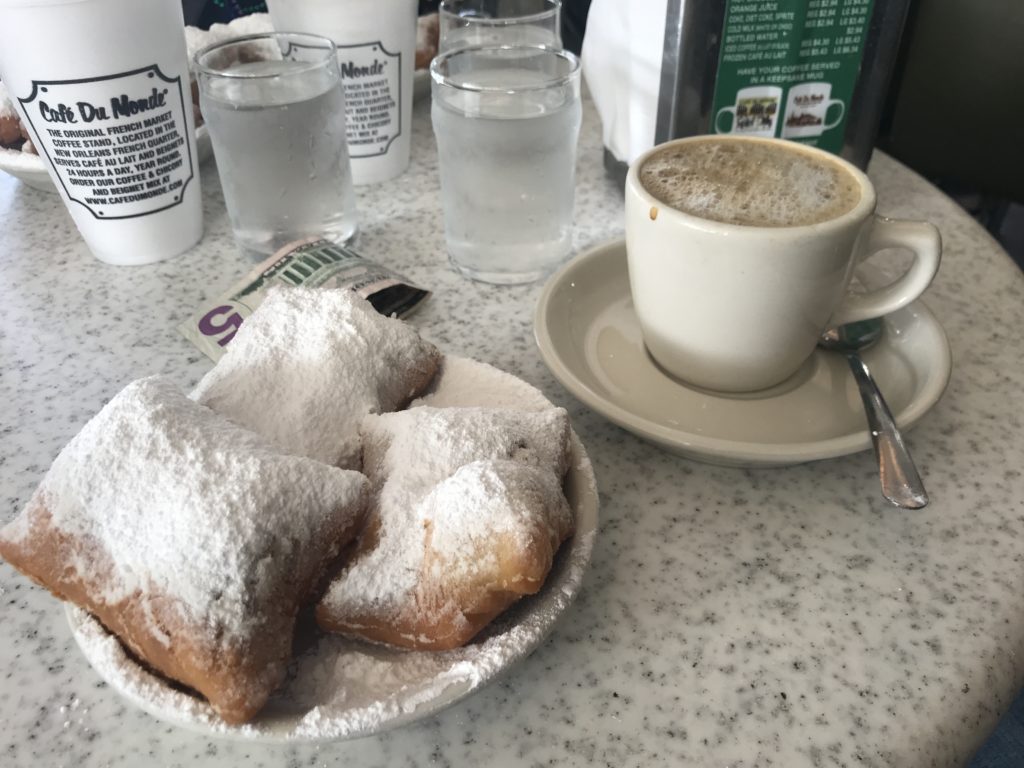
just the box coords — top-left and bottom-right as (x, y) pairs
(0, 125), (213, 193)
(67, 355), (598, 743)
(534, 238), (952, 468)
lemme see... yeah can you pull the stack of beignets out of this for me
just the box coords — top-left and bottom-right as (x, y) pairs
(0, 289), (578, 725)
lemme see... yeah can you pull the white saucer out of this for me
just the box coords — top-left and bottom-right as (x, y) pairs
(534, 239), (952, 467)
(67, 356), (598, 743)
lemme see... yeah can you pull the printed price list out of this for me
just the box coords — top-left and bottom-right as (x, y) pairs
(721, 0), (875, 84)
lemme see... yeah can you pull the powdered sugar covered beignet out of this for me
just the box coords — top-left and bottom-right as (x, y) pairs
(0, 377), (369, 724)
(316, 406), (574, 650)
(362, 405), (572, 500)
(191, 288), (441, 469)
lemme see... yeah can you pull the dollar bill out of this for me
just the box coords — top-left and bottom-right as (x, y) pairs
(179, 237), (430, 361)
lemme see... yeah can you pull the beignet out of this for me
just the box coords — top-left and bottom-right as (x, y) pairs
(0, 376), (369, 724)
(316, 406), (574, 650)
(191, 287), (441, 469)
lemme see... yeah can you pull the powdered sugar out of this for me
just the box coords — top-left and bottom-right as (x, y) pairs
(0, 81), (15, 119)
(4, 376), (367, 643)
(321, 406), (570, 619)
(425, 460), (572, 581)
(184, 27), (215, 65)
(68, 516), (593, 742)
(191, 287), (440, 469)
(65, 357), (599, 742)
(185, 14), (274, 65)
(207, 12), (273, 43)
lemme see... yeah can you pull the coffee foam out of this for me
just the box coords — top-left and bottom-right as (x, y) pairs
(639, 139), (861, 227)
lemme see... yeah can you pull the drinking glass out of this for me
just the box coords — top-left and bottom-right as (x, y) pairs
(438, 0), (562, 52)
(195, 33), (358, 259)
(431, 44), (581, 284)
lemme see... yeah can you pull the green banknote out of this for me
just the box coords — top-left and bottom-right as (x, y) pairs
(179, 237), (430, 361)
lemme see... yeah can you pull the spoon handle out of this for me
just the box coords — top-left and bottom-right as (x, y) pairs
(846, 354), (929, 509)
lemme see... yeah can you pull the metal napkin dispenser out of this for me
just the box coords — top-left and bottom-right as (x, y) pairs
(582, 0), (911, 182)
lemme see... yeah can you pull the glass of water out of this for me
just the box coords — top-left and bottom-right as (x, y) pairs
(438, 0), (562, 52)
(195, 33), (358, 259)
(431, 44), (581, 284)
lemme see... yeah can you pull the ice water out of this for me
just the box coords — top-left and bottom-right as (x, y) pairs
(432, 67), (581, 283)
(202, 60), (358, 258)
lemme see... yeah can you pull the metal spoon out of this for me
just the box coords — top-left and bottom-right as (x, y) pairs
(819, 319), (929, 509)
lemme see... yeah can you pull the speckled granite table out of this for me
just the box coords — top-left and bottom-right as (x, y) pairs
(2, 91), (1023, 768)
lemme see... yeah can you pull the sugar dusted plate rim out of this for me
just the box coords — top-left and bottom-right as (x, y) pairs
(66, 355), (599, 743)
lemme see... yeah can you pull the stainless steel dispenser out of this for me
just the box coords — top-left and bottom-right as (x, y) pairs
(596, 0), (912, 184)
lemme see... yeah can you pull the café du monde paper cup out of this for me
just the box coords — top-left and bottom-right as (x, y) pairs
(0, 0), (202, 265)
(267, 0), (416, 185)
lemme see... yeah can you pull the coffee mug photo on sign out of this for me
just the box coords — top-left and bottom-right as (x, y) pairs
(782, 81), (845, 139)
(714, 85), (783, 137)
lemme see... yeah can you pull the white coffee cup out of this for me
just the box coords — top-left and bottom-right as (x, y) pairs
(625, 136), (941, 393)
(0, 0), (202, 265)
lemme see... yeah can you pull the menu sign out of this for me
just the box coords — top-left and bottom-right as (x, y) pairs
(710, 0), (875, 153)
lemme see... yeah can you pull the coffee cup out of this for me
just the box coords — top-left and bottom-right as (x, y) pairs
(624, 135), (941, 393)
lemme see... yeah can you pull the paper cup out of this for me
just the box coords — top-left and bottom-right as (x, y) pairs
(266, 0), (416, 185)
(0, 0), (202, 265)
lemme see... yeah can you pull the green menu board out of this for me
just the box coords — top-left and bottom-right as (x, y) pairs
(710, 0), (875, 154)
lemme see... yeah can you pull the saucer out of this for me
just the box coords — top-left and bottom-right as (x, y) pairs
(534, 239), (952, 467)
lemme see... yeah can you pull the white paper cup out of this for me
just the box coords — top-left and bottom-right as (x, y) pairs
(0, 0), (203, 265)
(266, 0), (416, 185)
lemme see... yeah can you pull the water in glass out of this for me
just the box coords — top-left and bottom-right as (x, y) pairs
(432, 66), (581, 283)
(202, 60), (358, 258)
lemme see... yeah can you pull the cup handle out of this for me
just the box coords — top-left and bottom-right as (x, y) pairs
(829, 216), (942, 327)
(824, 99), (845, 130)
(714, 106), (735, 134)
